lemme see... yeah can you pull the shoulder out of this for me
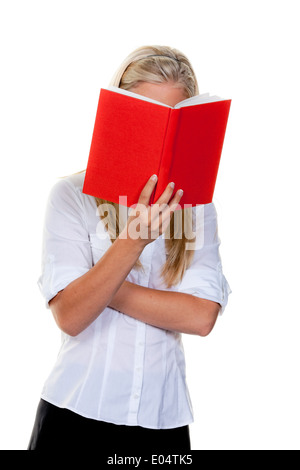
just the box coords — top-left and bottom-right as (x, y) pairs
(47, 171), (88, 205)
(192, 202), (217, 219)
(190, 202), (219, 250)
(204, 202), (218, 220)
(49, 171), (85, 197)
(46, 171), (92, 221)
(192, 202), (218, 232)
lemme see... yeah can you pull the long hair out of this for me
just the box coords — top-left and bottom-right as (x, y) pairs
(95, 45), (199, 288)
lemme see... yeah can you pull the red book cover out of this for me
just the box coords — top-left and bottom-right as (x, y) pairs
(83, 87), (231, 207)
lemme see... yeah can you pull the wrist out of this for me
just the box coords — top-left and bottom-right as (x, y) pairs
(118, 227), (148, 252)
(109, 281), (131, 312)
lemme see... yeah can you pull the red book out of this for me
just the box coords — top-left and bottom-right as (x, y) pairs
(83, 87), (231, 207)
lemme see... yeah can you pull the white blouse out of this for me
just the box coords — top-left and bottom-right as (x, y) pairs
(38, 172), (231, 429)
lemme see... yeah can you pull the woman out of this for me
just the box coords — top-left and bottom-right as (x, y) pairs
(28, 45), (231, 452)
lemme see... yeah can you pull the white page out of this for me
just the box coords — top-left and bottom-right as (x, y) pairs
(106, 86), (224, 109)
(175, 93), (223, 108)
(106, 86), (171, 108)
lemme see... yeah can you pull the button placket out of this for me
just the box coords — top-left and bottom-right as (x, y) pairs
(127, 241), (154, 424)
(127, 322), (146, 425)
(138, 241), (156, 286)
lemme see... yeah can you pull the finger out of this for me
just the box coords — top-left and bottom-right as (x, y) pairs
(138, 174), (158, 207)
(152, 190), (183, 233)
(156, 188), (183, 215)
(151, 186), (182, 221)
(155, 182), (175, 205)
(168, 189), (184, 213)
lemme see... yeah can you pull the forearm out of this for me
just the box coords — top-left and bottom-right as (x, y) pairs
(109, 281), (220, 336)
(50, 237), (143, 336)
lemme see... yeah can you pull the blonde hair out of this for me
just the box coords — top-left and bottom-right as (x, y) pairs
(110, 45), (199, 97)
(96, 45), (199, 288)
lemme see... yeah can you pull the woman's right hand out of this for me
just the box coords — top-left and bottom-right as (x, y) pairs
(120, 174), (184, 248)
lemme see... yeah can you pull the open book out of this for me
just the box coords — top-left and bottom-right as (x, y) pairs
(83, 86), (231, 207)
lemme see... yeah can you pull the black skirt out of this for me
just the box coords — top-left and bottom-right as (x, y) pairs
(28, 399), (191, 453)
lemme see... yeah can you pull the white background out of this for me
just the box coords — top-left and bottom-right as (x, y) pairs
(1, 0), (299, 450)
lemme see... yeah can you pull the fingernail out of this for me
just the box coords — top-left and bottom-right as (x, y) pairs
(169, 182), (175, 188)
(178, 189), (184, 196)
(151, 174), (158, 182)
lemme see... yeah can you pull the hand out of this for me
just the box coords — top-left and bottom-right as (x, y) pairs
(119, 174), (183, 248)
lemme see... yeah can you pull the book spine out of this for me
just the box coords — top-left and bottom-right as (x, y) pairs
(153, 108), (181, 204)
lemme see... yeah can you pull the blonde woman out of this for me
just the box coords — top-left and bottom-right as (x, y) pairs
(28, 45), (231, 452)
